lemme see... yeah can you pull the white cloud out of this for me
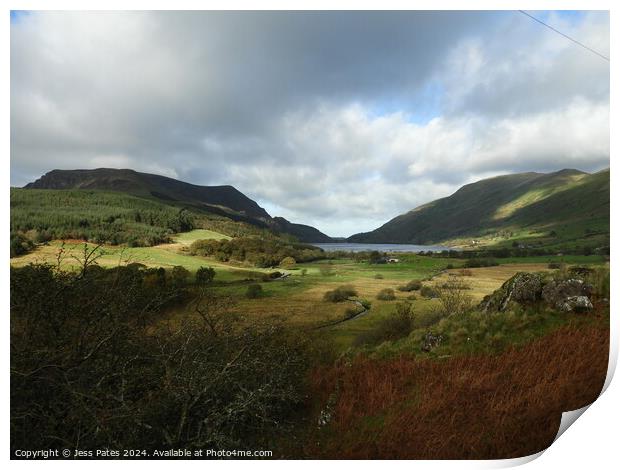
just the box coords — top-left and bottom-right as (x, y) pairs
(10, 11), (609, 237)
(221, 98), (608, 235)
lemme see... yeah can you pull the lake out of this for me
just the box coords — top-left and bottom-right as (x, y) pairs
(312, 243), (456, 253)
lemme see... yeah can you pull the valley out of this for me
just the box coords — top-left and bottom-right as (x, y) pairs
(10, 227), (608, 350)
(10, 9), (611, 461)
(10, 168), (610, 459)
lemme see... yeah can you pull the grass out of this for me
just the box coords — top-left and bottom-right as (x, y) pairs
(481, 254), (607, 265)
(10, 230), (611, 459)
(172, 229), (231, 244)
(351, 169), (609, 252)
(306, 318), (609, 459)
(296, 255), (450, 282)
(327, 263), (552, 350)
(10, 234), (608, 349)
(9, 239), (243, 282)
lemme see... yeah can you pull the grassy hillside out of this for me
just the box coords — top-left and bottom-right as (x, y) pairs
(271, 216), (333, 243)
(23, 168), (333, 243)
(10, 189), (196, 247)
(10, 242), (609, 457)
(349, 168), (609, 251)
(9, 188), (280, 257)
(25, 168), (272, 220)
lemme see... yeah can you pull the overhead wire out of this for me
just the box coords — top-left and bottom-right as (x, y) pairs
(518, 10), (609, 62)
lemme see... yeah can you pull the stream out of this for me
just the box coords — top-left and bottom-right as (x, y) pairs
(314, 298), (369, 330)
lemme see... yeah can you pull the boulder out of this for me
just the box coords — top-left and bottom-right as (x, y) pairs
(480, 272), (544, 313)
(541, 279), (593, 310)
(558, 295), (593, 313)
(480, 272), (596, 315)
(421, 332), (443, 352)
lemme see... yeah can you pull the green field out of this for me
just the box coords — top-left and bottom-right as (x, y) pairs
(172, 228), (232, 244)
(11, 229), (608, 351)
(11, 227), (610, 458)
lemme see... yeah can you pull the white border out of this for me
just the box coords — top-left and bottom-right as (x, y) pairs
(2, 1), (616, 468)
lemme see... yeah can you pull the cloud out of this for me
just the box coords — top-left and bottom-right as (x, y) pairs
(11, 11), (609, 237)
(440, 11), (610, 117)
(215, 98), (608, 235)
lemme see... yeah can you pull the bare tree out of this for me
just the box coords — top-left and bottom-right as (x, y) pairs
(70, 242), (105, 276)
(434, 275), (473, 316)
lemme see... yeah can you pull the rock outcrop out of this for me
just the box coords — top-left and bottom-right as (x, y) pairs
(542, 279), (593, 312)
(480, 272), (544, 313)
(480, 272), (594, 314)
(557, 296), (593, 313)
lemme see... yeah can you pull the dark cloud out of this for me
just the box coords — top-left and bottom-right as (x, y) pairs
(11, 11), (609, 236)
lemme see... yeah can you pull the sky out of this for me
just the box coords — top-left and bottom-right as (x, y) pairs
(10, 10), (610, 237)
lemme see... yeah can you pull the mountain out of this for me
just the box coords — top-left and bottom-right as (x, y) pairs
(25, 168), (272, 220)
(24, 168), (332, 243)
(271, 217), (332, 244)
(348, 168), (609, 248)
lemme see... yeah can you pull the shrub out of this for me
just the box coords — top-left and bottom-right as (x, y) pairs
(376, 288), (396, 301)
(435, 277), (473, 316)
(10, 232), (34, 258)
(411, 308), (446, 330)
(439, 278), (471, 289)
(324, 285), (358, 302)
(397, 280), (422, 292)
(420, 285), (438, 298)
(171, 265), (190, 287)
(374, 273), (384, 279)
(246, 283), (263, 299)
(354, 302), (414, 346)
(369, 251), (385, 264)
(189, 236), (324, 267)
(10, 262), (316, 453)
(280, 256), (296, 268)
(195, 266), (216, 285)
(33, 230), (52, 244)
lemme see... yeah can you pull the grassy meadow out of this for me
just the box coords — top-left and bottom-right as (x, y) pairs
(10, 229), (608, 351)
(10, 227), (610, 458)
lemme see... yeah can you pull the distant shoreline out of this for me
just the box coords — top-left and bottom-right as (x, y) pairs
(311, 242), (457, 253)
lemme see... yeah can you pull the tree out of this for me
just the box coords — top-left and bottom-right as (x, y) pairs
(11, 258), (315, 453)
(369, 251), (385, 264)
(10, 232), (33, 258)
(171, 265), (190, 287)
(280, 256), (296, 268)
(196, 266), (216, 285)
(435, 276), (473, 316)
